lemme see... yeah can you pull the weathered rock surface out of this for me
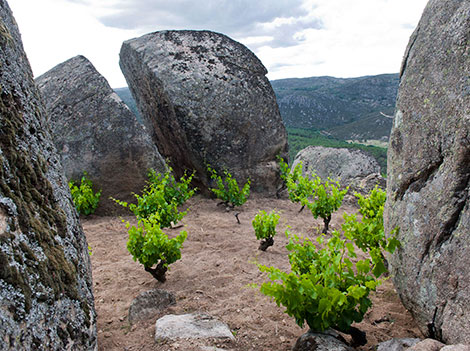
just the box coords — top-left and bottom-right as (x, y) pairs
(406, 339), (445, 351)
(128, 288), (175, 324)
(292, 330), (354, 351)
(440, 345), (470, 351)
(384, 0), (470, 344)
(376, 338), (421, 351)
(36, 55), (166, 215)
(292, 146), (383, 191)
(120, 30), (288, 193)
(0, 1), (96, 349)
(155, 313), (234, 341)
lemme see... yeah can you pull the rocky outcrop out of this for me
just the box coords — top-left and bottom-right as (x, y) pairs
(36, 55), (166, 215)
(0, 1), (96, 349)
(292, 146), (383, 191)
(384, 0), (470, 344)
(119, 30), (288, 193)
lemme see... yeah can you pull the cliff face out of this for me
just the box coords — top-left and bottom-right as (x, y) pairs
(385, 0), (470, 343)
(120, 30), (288, 193)
(0, 1), (96, 349)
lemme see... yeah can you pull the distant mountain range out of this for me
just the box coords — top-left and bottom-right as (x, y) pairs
(270, 73), (398, 141)
(116, 73), (398, 143)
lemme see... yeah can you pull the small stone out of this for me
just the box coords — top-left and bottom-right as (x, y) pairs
(376, 338), (421, 351)
(293, 330), (354, 351)
(129, 289), (176, 324)
(441, 346), (470, 351)
(407, 339), (445, 351)
(155, 313), (235, 341)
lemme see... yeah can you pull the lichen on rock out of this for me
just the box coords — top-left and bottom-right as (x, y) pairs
(384, 0), (470, 344)
(0, 1), (96, 349)
(119, 30), (288, 194)
(36, 55), (166, 215)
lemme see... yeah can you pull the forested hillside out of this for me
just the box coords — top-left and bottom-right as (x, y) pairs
(271, 73), (398, 141)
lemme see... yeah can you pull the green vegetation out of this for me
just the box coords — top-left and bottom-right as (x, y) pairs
(208, 166), (250, 208)
(284, 162), (315, 208)
(114, 167), (194, 282)
(124, 214), (187, 282)
(257, 230), (388, 340)
(147, 166), (196, 207)
(342, 186), (400, 276)
(280, 157), (347, 233)
(301, 174), (348, 234)
(113, 167), (195, 228)
(68, 171), (101, 215)
(286, 127), (387, 174)
(252, 210), (281, 251)
(254, 174), (399, 343)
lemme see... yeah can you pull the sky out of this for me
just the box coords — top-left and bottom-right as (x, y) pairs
(8, 0), (429, 88)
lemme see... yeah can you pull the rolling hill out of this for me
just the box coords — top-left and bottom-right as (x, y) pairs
(270, 73), (398, 141)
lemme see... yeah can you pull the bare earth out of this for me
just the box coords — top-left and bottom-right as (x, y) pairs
(83, 195), (423, 351)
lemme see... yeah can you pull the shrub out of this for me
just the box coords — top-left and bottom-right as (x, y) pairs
(113, 184), (187, 228)
(252, 210), (281, 251)
(113, 167), (195, 228)
(302, 174), (348, 233)
(68, 171), (101, 215)
(278, 155), (290, 183)
(342, 186), (400, 276)
(125, 214), (187, 282)
(286, 163), (316, 208)
(208, 166), (250, 208)
(257, 230), (386, 341)
(281, 157), (348, 233)
(147, 166), (196, 206)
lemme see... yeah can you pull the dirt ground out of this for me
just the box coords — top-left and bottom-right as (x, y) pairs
(83, 195), (423, 351)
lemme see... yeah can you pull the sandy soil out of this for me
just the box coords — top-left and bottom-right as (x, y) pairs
(83, 195), (423, 351)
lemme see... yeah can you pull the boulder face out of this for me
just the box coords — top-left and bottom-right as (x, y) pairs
(36, 55), (166, 215)
(292, 146), (383, 190)
(119, 30), (288, 193)
(384, 0), (470, 344)
(0, 1), (96, 349)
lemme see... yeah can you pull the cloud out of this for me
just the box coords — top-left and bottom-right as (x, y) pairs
(64, 0), (322, 48)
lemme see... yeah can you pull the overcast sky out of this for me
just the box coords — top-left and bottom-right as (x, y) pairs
(8, 0), (428, 88)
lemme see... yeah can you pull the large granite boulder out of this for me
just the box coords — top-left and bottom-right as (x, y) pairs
(384, 0), (470, 344)
(36, 55), (166, 215)
(119, 30), (288, 193)
(0, 1), (96, 349)
(292, 146), (384, 191)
